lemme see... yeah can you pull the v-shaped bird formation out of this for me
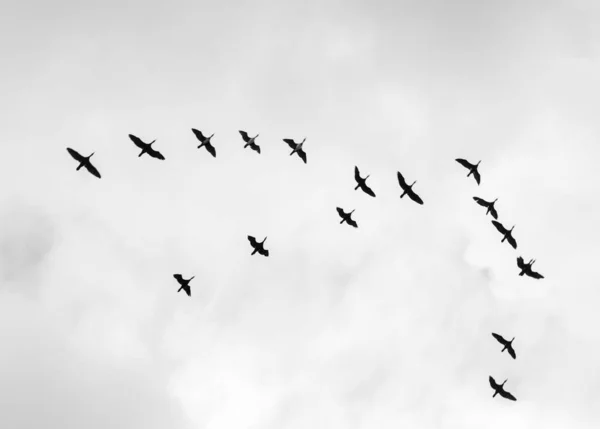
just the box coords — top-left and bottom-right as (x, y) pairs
(66, 130), (547, 404)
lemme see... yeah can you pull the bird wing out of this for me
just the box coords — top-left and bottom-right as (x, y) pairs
(336, 207), (345, 217)
(473, 197), (489, 207)
(516, 257), (525, 269)
(397, 171), (408, 189)
(473, 169), (481, 185)
(507, 234), (517, 249)
(251, 143), (261, 154)
(239, 130), (250, 142)
(529, 270), (544, 279)
(354, 166), (361, 182)
(362, 184), (376, 197)
(85, 162), (101, 178)
(297, 148), (307, 163)
(500, 390), (517, 401)
(492, 333), (506, 345)
(489, 205), (498, 219)
(248, 236), (258, 247)
(67, 147), (84, 162)
(283, 139), (297, 149)
(129, 134), (146, 149)
(455, 158), (474, 169)
(408, 190), (424, 205)
(507, 346), (516, 359)
(489, 376), (498, 389)
(173, 274), (184, 284)
(147, 146), (165, 160)
(259, 247), (269, 257)
(204, 141), (217, 157)
(492, 220), (507, 234)
(191, 128), (206, 142)
(182, 285), (191, 297)
(346, 218), (358, 228)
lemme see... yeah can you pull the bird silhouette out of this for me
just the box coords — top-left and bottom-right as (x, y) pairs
(492, 333), (516, 359)
(354, 166), (376, 197)
(173, 274), (194, 297)
(248, 236), (269, 256)
(489, 376), (517, 401)
(473, 197), (499, 219)
(397, 171), (423, 205)
(516, 257), (544, 279)
(191, 129), (216, 157)
(492, 220), (517, 249)
(239, 130), (261, 154)
(283, 138), (307, 163)
(456, 158), (481, 185)
(128, 134), (165, 160)
(336, 207), (358, 228)
(66, 148), (101, 178)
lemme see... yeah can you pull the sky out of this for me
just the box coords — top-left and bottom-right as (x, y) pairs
(1, 0), (600, 428)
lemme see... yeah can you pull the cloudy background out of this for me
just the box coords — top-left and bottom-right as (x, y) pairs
(1, 0), (600, 427)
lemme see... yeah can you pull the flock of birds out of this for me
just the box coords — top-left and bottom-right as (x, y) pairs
(66, 130), (545, 403)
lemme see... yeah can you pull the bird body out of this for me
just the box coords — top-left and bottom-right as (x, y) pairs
(396, 171), (423, 205)
(173, 274), (194, 297)
(473, 197), (499, 219)
(248, 235), (269, 257)
(66, 148), (101, 178)
(336, 207), (358, 228)
(128, 134), (165, 160)
(192, 129), (217, 157)
(489, 376), (517, 401)
(492, 220), (517, 249)
(239, 130), (261, 154)
(516, 256), (544, 279)
(492, 333), (516, 359)
(456, 158), (481, 185)
(354, 166), (376, 197)
(283, 138), (307, 163)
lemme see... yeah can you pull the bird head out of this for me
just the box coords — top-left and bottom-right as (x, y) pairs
(411, 180), (417, 187)
(365, 175), (370, 180)
(210, 133), (215, 139)
(531, 259), (536, 266)
(150, 140), (156, 145)
(88, 152), (95, 159)
(189, 276), (195, 281)
(510, 337), (515, 344)
(350, 209), (355, 214)
(493, 198), (498, 204)
(502, 379), (507, 386)
(476, 160), (481, 166)
(301, 137), (306, 144)
(510, 225), (515, 232)
(255, 133), (259, 138)
(262, 237), (267, 244)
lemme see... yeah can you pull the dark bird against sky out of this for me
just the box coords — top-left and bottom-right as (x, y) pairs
(192, 129), (217, 157)
(489, 376), (517, 401)
(336, 207), (358, 228)
(66, 148), (101, 178)
(492, 333), (516, 359)
(283, 138), (307, 164)
(239, 130), (261, 154)
(397, 171), (423, 205)
(473, 197), (499, 219)
(248, 236), (269, 257)
(173, 274), (194, 297)
(128, 134), (165, 160)
(354, 166), (376, 197)
(456, 158), (481, 185)
(517, 257), (544, 279)
(492, 220), (517, 249)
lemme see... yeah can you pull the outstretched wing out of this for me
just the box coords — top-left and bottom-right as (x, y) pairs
(489, 376), (498, 389)
(473, 169), (481, 185)
(516, 257), (525, 270)
(506, 234), (517, 249)
(507, 345), (516, 359)
(500, 390), (517, 401)
(354, 166), (361, 182)
(173, 274), (184, 284)
(408, 190), (423, 205)
(67, 147), (84, 162)
(455, 158), (474, 169)
(129, 134), (146, 149)
(296, 148), (307, 163)
(473, 197), (489, 207)
(259, 247), (269, 257)
(250, 143), (261, 154)
(239, 130), (250, 142)
(489, 205), (498, 219)
(492, 220), (507, 234)
(181, 284), (191, 297)
(492, 333), (506, 345)
(191, 128), (206, 142)
(336, 207), (345, 218)
(346, 218), (358, 228)
(204, 141), (217, 158)
(147, 146), (165, 160)
(247, 236), (258, 247)
(528, 270), (544, 279)
(362, 184), (376, 197)
(397, 171), (408, 189)
(283, 138), (297, 149)
(85, 161), (101, 178)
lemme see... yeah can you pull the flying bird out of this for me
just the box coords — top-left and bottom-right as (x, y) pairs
(396, 171), (423, 205)
(283, 138), (307, 163)
(456, 158), (481, 185)
(128, 134), (165, 160)
(67, 148), (101, 178)
(473, 197), (499, 219)
(516, 257), (544, 279)
(492, 220), (517, 249)
(248, 236), (269, 257)
(354, 166), (376, 197)
(492, 333), (516, 359)
(173, 274), (194, 297)
(191, 129), (216, 157)
(239, 130), (261, 154)
(489, 376), (517, 401)
(336, 207), (358, 228)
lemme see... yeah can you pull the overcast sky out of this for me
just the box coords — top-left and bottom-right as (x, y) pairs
(1, 0), (600, 428)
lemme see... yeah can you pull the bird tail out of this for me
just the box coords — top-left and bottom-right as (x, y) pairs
(198, 142), (205, 149)
(340, 219), (345, 224)
(493, 391), (498, 398)
(519, 272), (524, 276)
(354, 184), (360, 190)
(76, 163), (84, 171)
(177, 286), (183, 293)
(139, 150), (145, 157)
(400, 192), (406, 199)
(251, 249), (257, 255)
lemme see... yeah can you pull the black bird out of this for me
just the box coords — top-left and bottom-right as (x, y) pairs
(173, 274), (194, 297)
(191, 129), (216, 157)
(456, 158), (481, 185)
(248, 236), (269, 257)
(354, 166), (376, 197)
(128, 134), (165, 160)
(396, 171), (423, 205)
(473, 197), (499, 219)
(492, 220), (517, 249)
(516, 257), (544, 279)
(492, 333), (516, 359)
(66, 148), (101, 178)
(489, 376), (517, 401)
(283, 138), (307, 163)
(239, 130), (260, 154)
(336, 207), (358, 228)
